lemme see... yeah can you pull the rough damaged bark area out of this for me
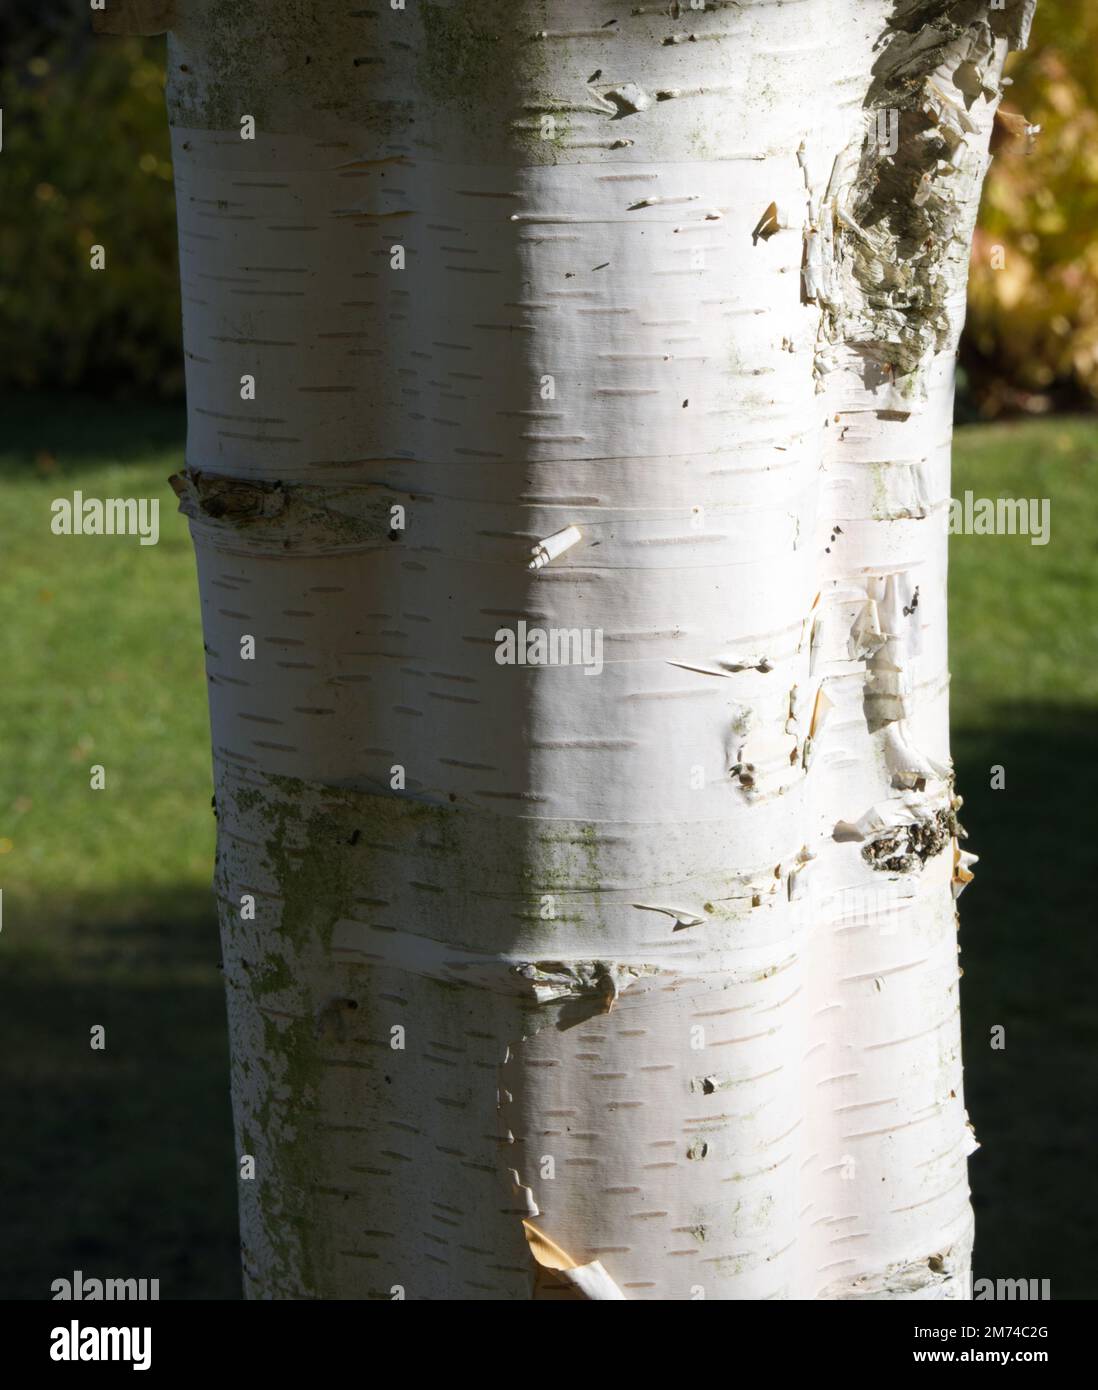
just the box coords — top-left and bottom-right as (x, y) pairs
(813, 0), (1036, 382)
(156, 0), (1034, 1298)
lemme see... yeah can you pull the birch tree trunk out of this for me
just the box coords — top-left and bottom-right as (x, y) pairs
(142, 0), (1032, 1298)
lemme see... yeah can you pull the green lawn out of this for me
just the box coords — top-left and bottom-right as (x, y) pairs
(0, 395), (238, 1300)
(0, 397), (1094, 1298)
(948, 416), (1098, 1300)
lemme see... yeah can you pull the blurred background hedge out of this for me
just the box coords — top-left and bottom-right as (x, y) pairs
(0, 4), (180, 398)
(0, 1), (1093, 411)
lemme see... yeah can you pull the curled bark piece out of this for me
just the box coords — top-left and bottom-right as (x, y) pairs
(952, 843), (979, 898)
(751, 201), (782, 244)
(509, 1172), (540, 1219)
(990, 108), (1041, 154)
(632, 903), (706, 929)
(601, 83), (652, 116)
(849, 599), (887, 660)
(528, 524), (583, 570)
(808, 687), (833, 740)
(522, 1222), (626, 1300)
(884, 722), (951, 790)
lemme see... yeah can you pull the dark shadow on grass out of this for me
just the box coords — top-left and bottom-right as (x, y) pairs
(0, 885), (240, 1300)
(0, 393), (186, 477)
(954, 704), (1098, 1299)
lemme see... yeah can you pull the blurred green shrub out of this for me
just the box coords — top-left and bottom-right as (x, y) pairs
(965, 0), (1098, 414)
(0, 32), (182, 397)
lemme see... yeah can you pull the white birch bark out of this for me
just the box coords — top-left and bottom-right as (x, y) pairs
(148, 0), (1034, 1298)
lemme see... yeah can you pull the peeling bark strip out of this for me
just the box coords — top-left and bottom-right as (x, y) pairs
(156, 0), (1034, 1299)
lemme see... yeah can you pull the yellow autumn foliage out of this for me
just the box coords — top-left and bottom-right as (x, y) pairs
(966, 1), (1098, 411)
